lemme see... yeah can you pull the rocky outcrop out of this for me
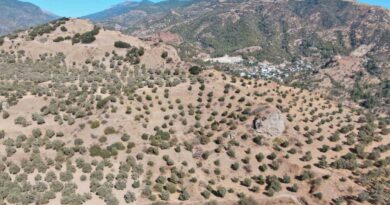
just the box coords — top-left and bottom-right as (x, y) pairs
(252, 105), (285, 137)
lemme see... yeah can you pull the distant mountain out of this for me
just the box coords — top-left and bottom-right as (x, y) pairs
(84, 0), (193, 30)
(83, 1), (142, 21)
(88, 0), (390, 65)
(0, 0), (58, 36)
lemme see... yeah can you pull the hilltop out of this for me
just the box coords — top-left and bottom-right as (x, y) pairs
(0, 18), (182, 69)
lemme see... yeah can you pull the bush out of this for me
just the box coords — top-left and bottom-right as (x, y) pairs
(124, 191), (136, 203)
(90, 120), (100, 129)
(29, 24), (53, 38)
(238, 197), (259, 205)
(32, 113), (45, 124)
(164, 182), (176, 193)
(72, 33), (81, 44)
(90, 145), (113, 159)
(288, 184), (298, 192)
(3, 111), (10, 119)
(160, 191), (170, 201)
(50, 181), (64, 192)
(214, 186), (227, 198)
(161, 51), (168, 59)
(15, 116), (28, 126)
(178, 190), (190, 201)
(73, 26), (100, 44)
(53, 36), (65, 42)
(81, 33), (96, 44)
(365, 59), (380, 75)
(265, 97), (274, 103)
(121, 134), (130, 142)
(104, 126), (116, 135)
(32, 128), (42, 138)
(114, 41), (131, 48)
(189, 66), (202, 75)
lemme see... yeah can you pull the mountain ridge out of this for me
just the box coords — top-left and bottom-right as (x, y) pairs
(0, 0), (58, 36)
(85, 0), (390, 63)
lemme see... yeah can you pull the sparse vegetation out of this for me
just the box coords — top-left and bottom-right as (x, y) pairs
(0, 14), (388, 205)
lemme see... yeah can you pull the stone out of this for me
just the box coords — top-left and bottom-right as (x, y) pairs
(252, 104), (285, 137)
(1, 101), (9, 111)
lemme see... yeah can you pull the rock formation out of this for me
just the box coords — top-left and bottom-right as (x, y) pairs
(252, 104), (285, 137)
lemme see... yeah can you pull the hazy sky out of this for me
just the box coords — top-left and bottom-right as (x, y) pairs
(22, 0), (390, 17)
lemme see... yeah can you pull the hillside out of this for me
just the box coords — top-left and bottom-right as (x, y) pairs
(0, 0), (58, 36)
(91, 0), (390, 63)
(0, 18), (389, 205)
(0, 18), (181, 69)
(87, 0), (390, 113)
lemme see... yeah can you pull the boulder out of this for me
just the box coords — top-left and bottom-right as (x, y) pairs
(0, 101), (9, 111)
(252, 105), (285, 137)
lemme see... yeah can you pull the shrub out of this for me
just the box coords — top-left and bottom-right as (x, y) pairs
(15, 116), (28, 126)
(32, 128), (42, 138)
(74, 26), (100, 44)
(124, 191), (136, 203)
(178, 190), (190, 201)
(90, 120), (100, 129)
(115, 180), (127, 190)
(0, 130), (4, 139)
(72, 33), (81, 44)
(255, 153), (264, 162)
(121, 134), (130, 142)
(201, 190), (211, 199)
(114, 41), (131, 48)
(29, 24), (53, 38)
(365, 59), (380, 75)
(81, 33), (96, 44)
(34, 114), (45, 124)
(97, 97), (110, 109)
(104, 126), (116, 135)
(89, 145), (113, 159)
(288, 184), (298, 192)
(164, 182), (176, 193)
(160, 191), (170, 201)
(9, 163), (21, 174)
(53, 36), (65, 42)
(265, 97), (274, 103)
(238, 197), (259, 205)
(214, 186), (226, 198)
(50, 181), (64, 192)
(241, 178), (252, 187)
(189, 66), (202, 75)
(161, 51), (168, 59)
